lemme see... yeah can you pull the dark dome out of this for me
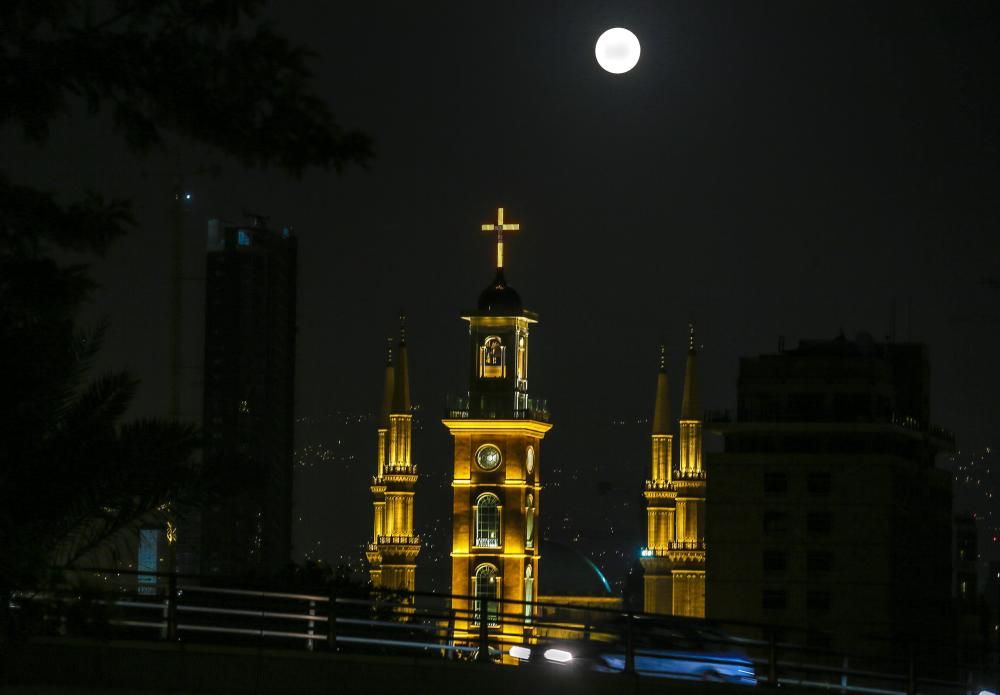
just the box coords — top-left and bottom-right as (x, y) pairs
(477, 269), (522, 314)
(540, 540), (613, 597)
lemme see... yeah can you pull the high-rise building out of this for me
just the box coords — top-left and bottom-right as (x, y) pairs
(641, 327), (707, 617)
(443, 207), (551, 649)
(367, 319), (421, 594)
(707, 334), (953, 656)
(200, 218), (297, 579)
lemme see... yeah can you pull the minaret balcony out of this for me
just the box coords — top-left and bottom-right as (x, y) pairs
(672, 469), (707, 481)
(383, 464), (418, 476)
(376, 534), (422, 546)
(640, 540), (706, 558)
(375, 535), (422, 562)
(645, 479), (675, 491)
(668, 540), (706, 551)
(640, 546), (669, 558)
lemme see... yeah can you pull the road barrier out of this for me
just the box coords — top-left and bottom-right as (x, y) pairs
(7, 568), (998, 695)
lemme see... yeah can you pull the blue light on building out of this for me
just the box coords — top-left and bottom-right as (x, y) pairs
(138, 529), (160, 594)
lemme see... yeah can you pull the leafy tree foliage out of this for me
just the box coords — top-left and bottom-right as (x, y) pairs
(0, 0), (371, 593)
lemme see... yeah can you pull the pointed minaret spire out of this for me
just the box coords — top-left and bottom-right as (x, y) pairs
(369, 315), (421, 597)
(391, 313), (411, 415)
(652, 345), (671, 435)
(380, 338), (395, 428)
(681, 322), (700, 421)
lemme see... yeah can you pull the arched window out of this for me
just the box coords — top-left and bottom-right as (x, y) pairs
(525, 492), (535, 549)
(480, 336), (505, 378)
(516, 334), (527, 380)
(473, 563), (500, 627)
(475, 493), (501, 547)
(524, 565), (534, 623)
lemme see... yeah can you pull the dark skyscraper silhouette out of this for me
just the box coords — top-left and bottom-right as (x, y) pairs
(200, 218), (298, 578)
(707, 334), (954, 656)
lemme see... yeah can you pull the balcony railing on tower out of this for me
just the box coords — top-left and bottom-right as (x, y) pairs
(444, 394), (550, 422)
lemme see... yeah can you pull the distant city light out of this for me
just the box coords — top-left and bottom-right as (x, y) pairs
(184, 192), (192, 200)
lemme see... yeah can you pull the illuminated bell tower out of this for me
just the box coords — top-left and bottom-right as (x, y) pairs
(640, 345), (677, 613)
(367, 318), (421, 595)
(443, 207), (551, 650)
(671, 324), (706, 616)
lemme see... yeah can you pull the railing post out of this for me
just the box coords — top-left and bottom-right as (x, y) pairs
(477, 605), (490, 663)
(306, 599), (315, 652)
(906, 645), (916, 695)
(327, 588), (338, 651)
(447, 609), (456, 660)
(166, 571), (178, 641)
(840, 654), (848, 694)
(767, 628), (778, 687)
(624, 611), (635, 675)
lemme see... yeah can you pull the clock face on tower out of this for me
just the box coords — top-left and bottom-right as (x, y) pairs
(475, 444), (502, 471)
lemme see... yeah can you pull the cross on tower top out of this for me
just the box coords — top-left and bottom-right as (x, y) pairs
(481, 207), (520, 269)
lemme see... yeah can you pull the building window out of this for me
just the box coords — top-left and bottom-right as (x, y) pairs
(516, 334), (527, 381)
(764, 472), (788, 494)
(807, 511), (833, 535)
(237, 230), (251, 246)
(762, 590), (787, 611)
(475, 493), (501, 547)
(525, 446), (534, 475)
(480, 336), (505, 379)
(763, 511), (789, 536)
(762, 550), (787, 573)
(807, 590), (831, 613)
(473, 564), (500, 627)
(525, 493), (535, 549)
(524, 565), (534, 623)
(807, 472), (831, 495)
(807, 551), (833, 573)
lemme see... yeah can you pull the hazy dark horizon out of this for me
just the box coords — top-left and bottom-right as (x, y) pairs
(8, 1), (999, 583)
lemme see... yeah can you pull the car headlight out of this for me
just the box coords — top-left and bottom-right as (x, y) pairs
(544, 648), (573, 663)
(509, 646), (531, 660)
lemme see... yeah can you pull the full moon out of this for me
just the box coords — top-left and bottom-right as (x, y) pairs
(595, 27), (640, 74)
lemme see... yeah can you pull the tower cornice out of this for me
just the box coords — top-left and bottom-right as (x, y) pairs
(441, 419), (553, 436)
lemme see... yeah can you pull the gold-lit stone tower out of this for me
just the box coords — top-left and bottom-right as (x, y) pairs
(367, 318), (421, 594)
(641, 345), (676, 613)
(443, 207), (551, 650)
(641, 325), (706, 617)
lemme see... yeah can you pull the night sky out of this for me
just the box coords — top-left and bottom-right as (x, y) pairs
(9, 2), (1000, 588)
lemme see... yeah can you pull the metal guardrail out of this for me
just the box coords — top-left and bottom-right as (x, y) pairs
(9, 568), (1000, 695)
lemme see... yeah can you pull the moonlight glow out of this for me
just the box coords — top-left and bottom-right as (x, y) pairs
(595, 28), (640, 74)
